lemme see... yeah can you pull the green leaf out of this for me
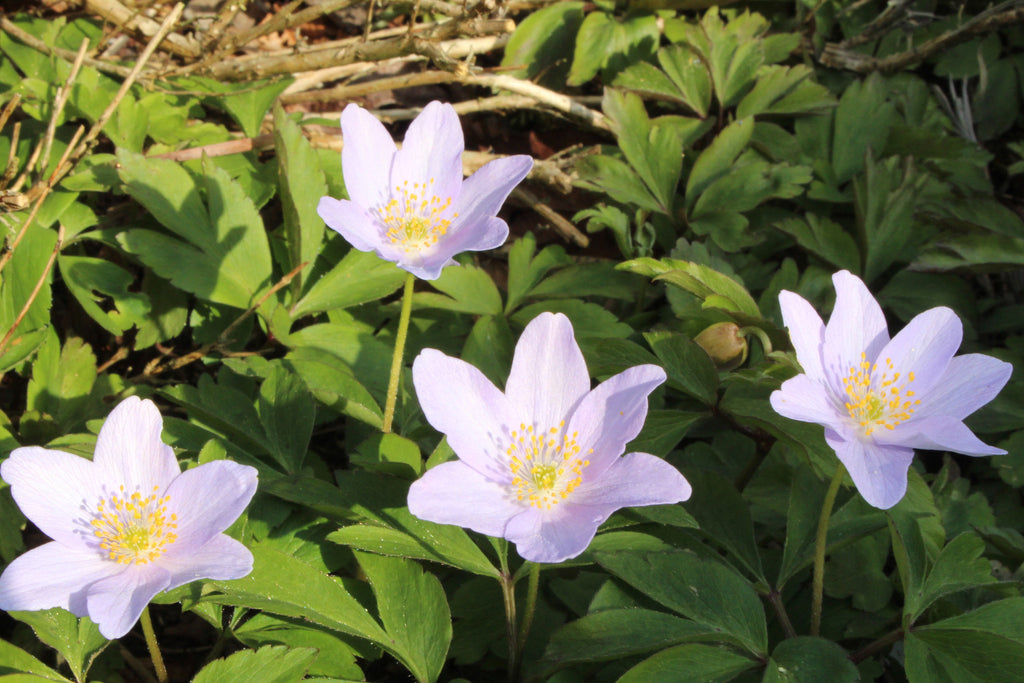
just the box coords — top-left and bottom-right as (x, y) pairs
(415, 263), (502, 315)
(0, 220), (57, 335)
(594, 550), (768, 655)
(619, 257), (761, 320)
(541, 608), (717, 673)
(232, 614), (364, 679)
(629, 409), (705, 457)
(461, 314), (515, 388)
(619, 643), (759, 682)
(505, 233), (571, 313)
(25, 336), (96, 431)
(906, 598), (1024, 683)
(192, 645), (317, 683)
(737, 65), (835, 118)
(282, 347), (382, 428)
(206, 543), (389, 646)
(643, 331), (718, 405)
(603, 89), (684, 214)
(762, 637), (859, 683)
(577, 154), (662, 212)
(855, 154), (930, 282)
(569, 12), (659, 86)
(685, 118), (754, 206)
(500, 1), (584, 86)
(658, 44), (713, 118)
(9, 609), (107, 683)
(774, 214), (860, 273)
(683, 470), (764, 582)
(908, 533), (997, 622)
(274, 105), (327, 297)
(257, 364), (316, 474)
(58, 255), (149, 335)
(831, 74), (897, 184)
(117, 153), (273, 309)
(355, 552), (452, 683)
(349, 432), (422, 478)
(0, 639), (70, 681)
(291, 249), (406, 317)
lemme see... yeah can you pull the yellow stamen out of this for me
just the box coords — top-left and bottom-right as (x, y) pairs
(90, 486), (178, 565)
(507, 420), (591, 510)
(842, 352), (921, 437)
(375, 178), (458, 252)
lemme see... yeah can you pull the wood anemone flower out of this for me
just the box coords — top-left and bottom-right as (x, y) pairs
(407, 312), (691, 563)
(771, 270), (1012, 509)
(0, 397), (257, 639)
(317, 101), (533, 280)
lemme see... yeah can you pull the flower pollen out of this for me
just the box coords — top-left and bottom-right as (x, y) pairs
(90, 485), (178, 565)
(507, 421), (591, 510)
(377, 179), (458, 252)
(842, 352), (921, 436)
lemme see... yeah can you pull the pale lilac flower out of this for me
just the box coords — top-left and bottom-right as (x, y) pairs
(771, 270), (1012, 509)
(317, 101), (533, 280)
(0, 396), (257, 639)
(407, 312), (691, 563)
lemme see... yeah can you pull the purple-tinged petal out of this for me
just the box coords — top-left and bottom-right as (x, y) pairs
(884, 417), (1005, 456)
(438, 216), (510, 260)
(449, 155), (532, 236)
(506, 313), (590, 428)
(505, 506), (601, 564)
(162, 535), (253, 592)
(1, 447), (105, 550)
(340, 103), (396, 209)
(572, 452), (691, 509)
(317, 196), (382, 253)
(391, 102), (464, 205)
(779, 290), (825, 379)
(0, 542), (120, 615)
(86, 564), (171, 639)
(163, 461), (257, 555)
(915, 353), (1012, 420)
(93, 397), (179, 494)
(770, 375), (844, 428)
(407, 461), (523, 537)
(568, 365), (666, 476)
(822, 271), (889, 387)
(824, 429), (913, 510)
(413, 349), (515, 482)
(874, 307), (961, 397)
(397, 253), (458, 281)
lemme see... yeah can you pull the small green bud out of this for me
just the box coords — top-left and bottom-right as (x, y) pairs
(694, 322), (748, 371)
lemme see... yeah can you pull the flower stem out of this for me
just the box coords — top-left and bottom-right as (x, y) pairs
(811, 464), (845, 637)
(139, 606), (168, 683)
(516, 563), (541, 661)
(382, 273), (415, 434)
(500, 569), (519, 683)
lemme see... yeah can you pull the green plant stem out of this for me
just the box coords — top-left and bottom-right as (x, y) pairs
(767, 589), (797, 639)
(516, 563), (540, 661)
(849, 628), (905, 663)
(811, 464), (846, 637)
(382, 273), (415, 433)
(139, 606), (168, 683)
(500, 570), (519, 683)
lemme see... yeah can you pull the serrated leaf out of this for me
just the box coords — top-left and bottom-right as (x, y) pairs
(774, 214), (860, 272)
(257, 364), (315, 474)
(274, 105), (327, 297)
(763, 637), (859, 683)
(10, 609), (107, 683)
(355, 552), (451, 683)
(619, 643), (758, 682)
(685, 118), (754, 205)
(192, 645), (317, 683)
(415, 263), (502, 315)
(500, 1), (584, 86)
(594, 549), (768, 655)
(737, 64), (835, 118)
(0, 639), (70, 681)
(643, 331), (718, 405)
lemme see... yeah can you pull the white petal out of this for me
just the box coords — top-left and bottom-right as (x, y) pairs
(779, 289), (825, 379)
(506, 313), (590, 428)
(0, 542), (119, 615)
(822, 271), (889, 389)
(162, 535), (253, 591)
(412, 349), (516, 482)
(86, 564), (171, 639)
(2, 447), (105, 550)
(93, 397), (179, 494)
(407, 461), (523, 537)
(340, 103), (397, 210)
(825, 428), (914, 510)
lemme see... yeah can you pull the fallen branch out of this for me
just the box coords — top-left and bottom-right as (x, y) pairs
(820, 0), (1024, 73)
(84, 0), (201, 59)
(0, 16), (134, 79)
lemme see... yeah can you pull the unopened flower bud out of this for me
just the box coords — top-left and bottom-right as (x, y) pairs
(694, 322), (748, 370)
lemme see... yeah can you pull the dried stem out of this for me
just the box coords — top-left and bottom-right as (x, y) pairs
(466, 74), (612, 132)
(196, 17), (513, 80)
(40, 40), (90, 180)
(512, 187), (589, 247)
(821, 1), (1024, 73)
(84, 0), (200, 59)
(44, 3), (185, 194)
(0, 16), (134, 79)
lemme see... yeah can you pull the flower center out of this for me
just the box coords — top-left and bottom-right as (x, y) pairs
(90, 486), (178, 565)
(842, 352), (921, 436)
(376, 179), (457, 252)
(506, 421), (591, 510)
